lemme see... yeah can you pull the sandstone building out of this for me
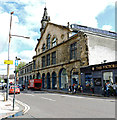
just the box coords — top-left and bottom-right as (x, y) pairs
(18, 7), (117, 91)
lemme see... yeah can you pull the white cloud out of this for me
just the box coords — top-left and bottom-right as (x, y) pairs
(102, 25), (113, 31)
(18, 50), (35, 62)
(46, 0), (116, 27)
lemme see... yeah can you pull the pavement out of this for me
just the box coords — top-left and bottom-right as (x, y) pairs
(0, 92), (24, 120)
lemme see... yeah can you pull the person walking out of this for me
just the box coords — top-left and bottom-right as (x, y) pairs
(91, 82), (94, 94)
(103, 83), (106, 97)
(68, 85), (72, 93)
(112, 83), (116, 96)
(106, 82), (110, 97)
(115, 83), (117, 96)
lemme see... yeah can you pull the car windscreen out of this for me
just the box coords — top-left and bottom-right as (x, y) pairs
(11, 87), (18, 89)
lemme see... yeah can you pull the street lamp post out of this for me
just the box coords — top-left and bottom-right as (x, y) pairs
(13, 57), (21, 111)
(6, 11), (14, 101)
(6, 11), (30, 101)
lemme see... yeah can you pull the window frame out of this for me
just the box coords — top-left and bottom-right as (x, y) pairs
(52, 37), (57, 47)
(70, 42), (77, 60)
(42, 43), (46, 52)
(46, 54), (50, 66)
(52, 51), (56, 65)
(47, 34), (51, 49)
(42, 56), (45, 68)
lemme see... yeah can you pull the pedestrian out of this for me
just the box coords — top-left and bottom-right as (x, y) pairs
(74, 84), (77, 93)
(103, 83), (106, 97)
(72, 85), (74, 93)
(112, 83), (116, 96)
(68, 85), (72, 93)
(115, 83), (117, 96)
(78, 84), (81, 92)
(80, 85), (83, 93)
(106, 82), (110, 97)
(91, 82), (94, 94)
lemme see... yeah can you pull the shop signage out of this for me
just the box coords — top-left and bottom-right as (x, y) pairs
(92, 64), (117, 71)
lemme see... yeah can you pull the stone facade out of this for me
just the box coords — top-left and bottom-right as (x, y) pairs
(18, 7), (117, 91)
(33, 25), (88, 89)
(18, 61), (33, 87)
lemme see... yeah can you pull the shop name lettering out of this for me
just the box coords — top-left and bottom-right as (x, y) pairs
(95, 64), (117, 70)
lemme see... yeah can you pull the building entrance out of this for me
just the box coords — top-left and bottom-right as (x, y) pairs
(59, 68), (68, 89)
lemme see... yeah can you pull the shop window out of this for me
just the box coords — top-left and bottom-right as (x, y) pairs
(94, 78), (102, 86)
(103, 72), (113, 84)
(85, 73), (92, 87)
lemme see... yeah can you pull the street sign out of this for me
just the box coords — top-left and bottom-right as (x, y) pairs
(15, 60), (18, 66)
(4, 60), (13, 64)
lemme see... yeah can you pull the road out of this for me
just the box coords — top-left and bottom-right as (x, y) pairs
(13, 90), (115, 118)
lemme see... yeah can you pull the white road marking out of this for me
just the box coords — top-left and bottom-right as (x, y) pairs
(24, 94), (34, 96)
(41, 97), (56, 101)
(42, 93), (115, 102)
(60, 94), (115, 102)
(15, 99), (30, 114)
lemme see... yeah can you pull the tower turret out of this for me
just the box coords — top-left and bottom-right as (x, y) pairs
(40, 7), (50, 34)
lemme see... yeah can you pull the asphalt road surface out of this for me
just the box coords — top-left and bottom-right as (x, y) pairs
(14, 90), (115, 118)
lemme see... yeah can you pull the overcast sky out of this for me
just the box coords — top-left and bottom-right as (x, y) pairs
(0, 0), (116, 75)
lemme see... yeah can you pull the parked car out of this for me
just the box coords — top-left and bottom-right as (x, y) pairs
(18, 84), (24, 91)
(0, 83), (6, 90)
(9, 86), (20, 94)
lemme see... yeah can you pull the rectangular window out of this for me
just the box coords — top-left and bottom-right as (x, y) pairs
(52, 51), (56, 65)
(33, 60), (36, 69)
(42, 44), (45, 51)
(70, 42), (77, 60)
(47, 34), (51, 49)
(46, 54), (50, 66)
(42, 56), (45, 67)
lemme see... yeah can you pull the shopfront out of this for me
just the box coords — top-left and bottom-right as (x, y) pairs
(80, 61), (117, 94)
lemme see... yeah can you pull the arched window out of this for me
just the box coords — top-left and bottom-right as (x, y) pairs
(52, 37), (57, 47)
(42, 73), (45, 88)
(59, 68), (68, 89)
(47, 34), (51, 49)
(47, 72), (51, 89)
(37, 72), (41, 79)
(52, 72), (57, 89)
(42, 43), (45, 51)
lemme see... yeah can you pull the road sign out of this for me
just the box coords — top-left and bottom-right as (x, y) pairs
(4, 60), (13, 64)
(15, 60), (18, 66)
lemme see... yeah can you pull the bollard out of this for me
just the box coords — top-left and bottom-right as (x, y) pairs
(4, 92), (6, 101)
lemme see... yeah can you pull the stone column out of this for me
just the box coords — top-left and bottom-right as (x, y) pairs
(50, 76), (52, 89)
(56, 75), (60, 90)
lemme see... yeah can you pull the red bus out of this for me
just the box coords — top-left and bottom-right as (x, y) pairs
(28, 79), (42, 90)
